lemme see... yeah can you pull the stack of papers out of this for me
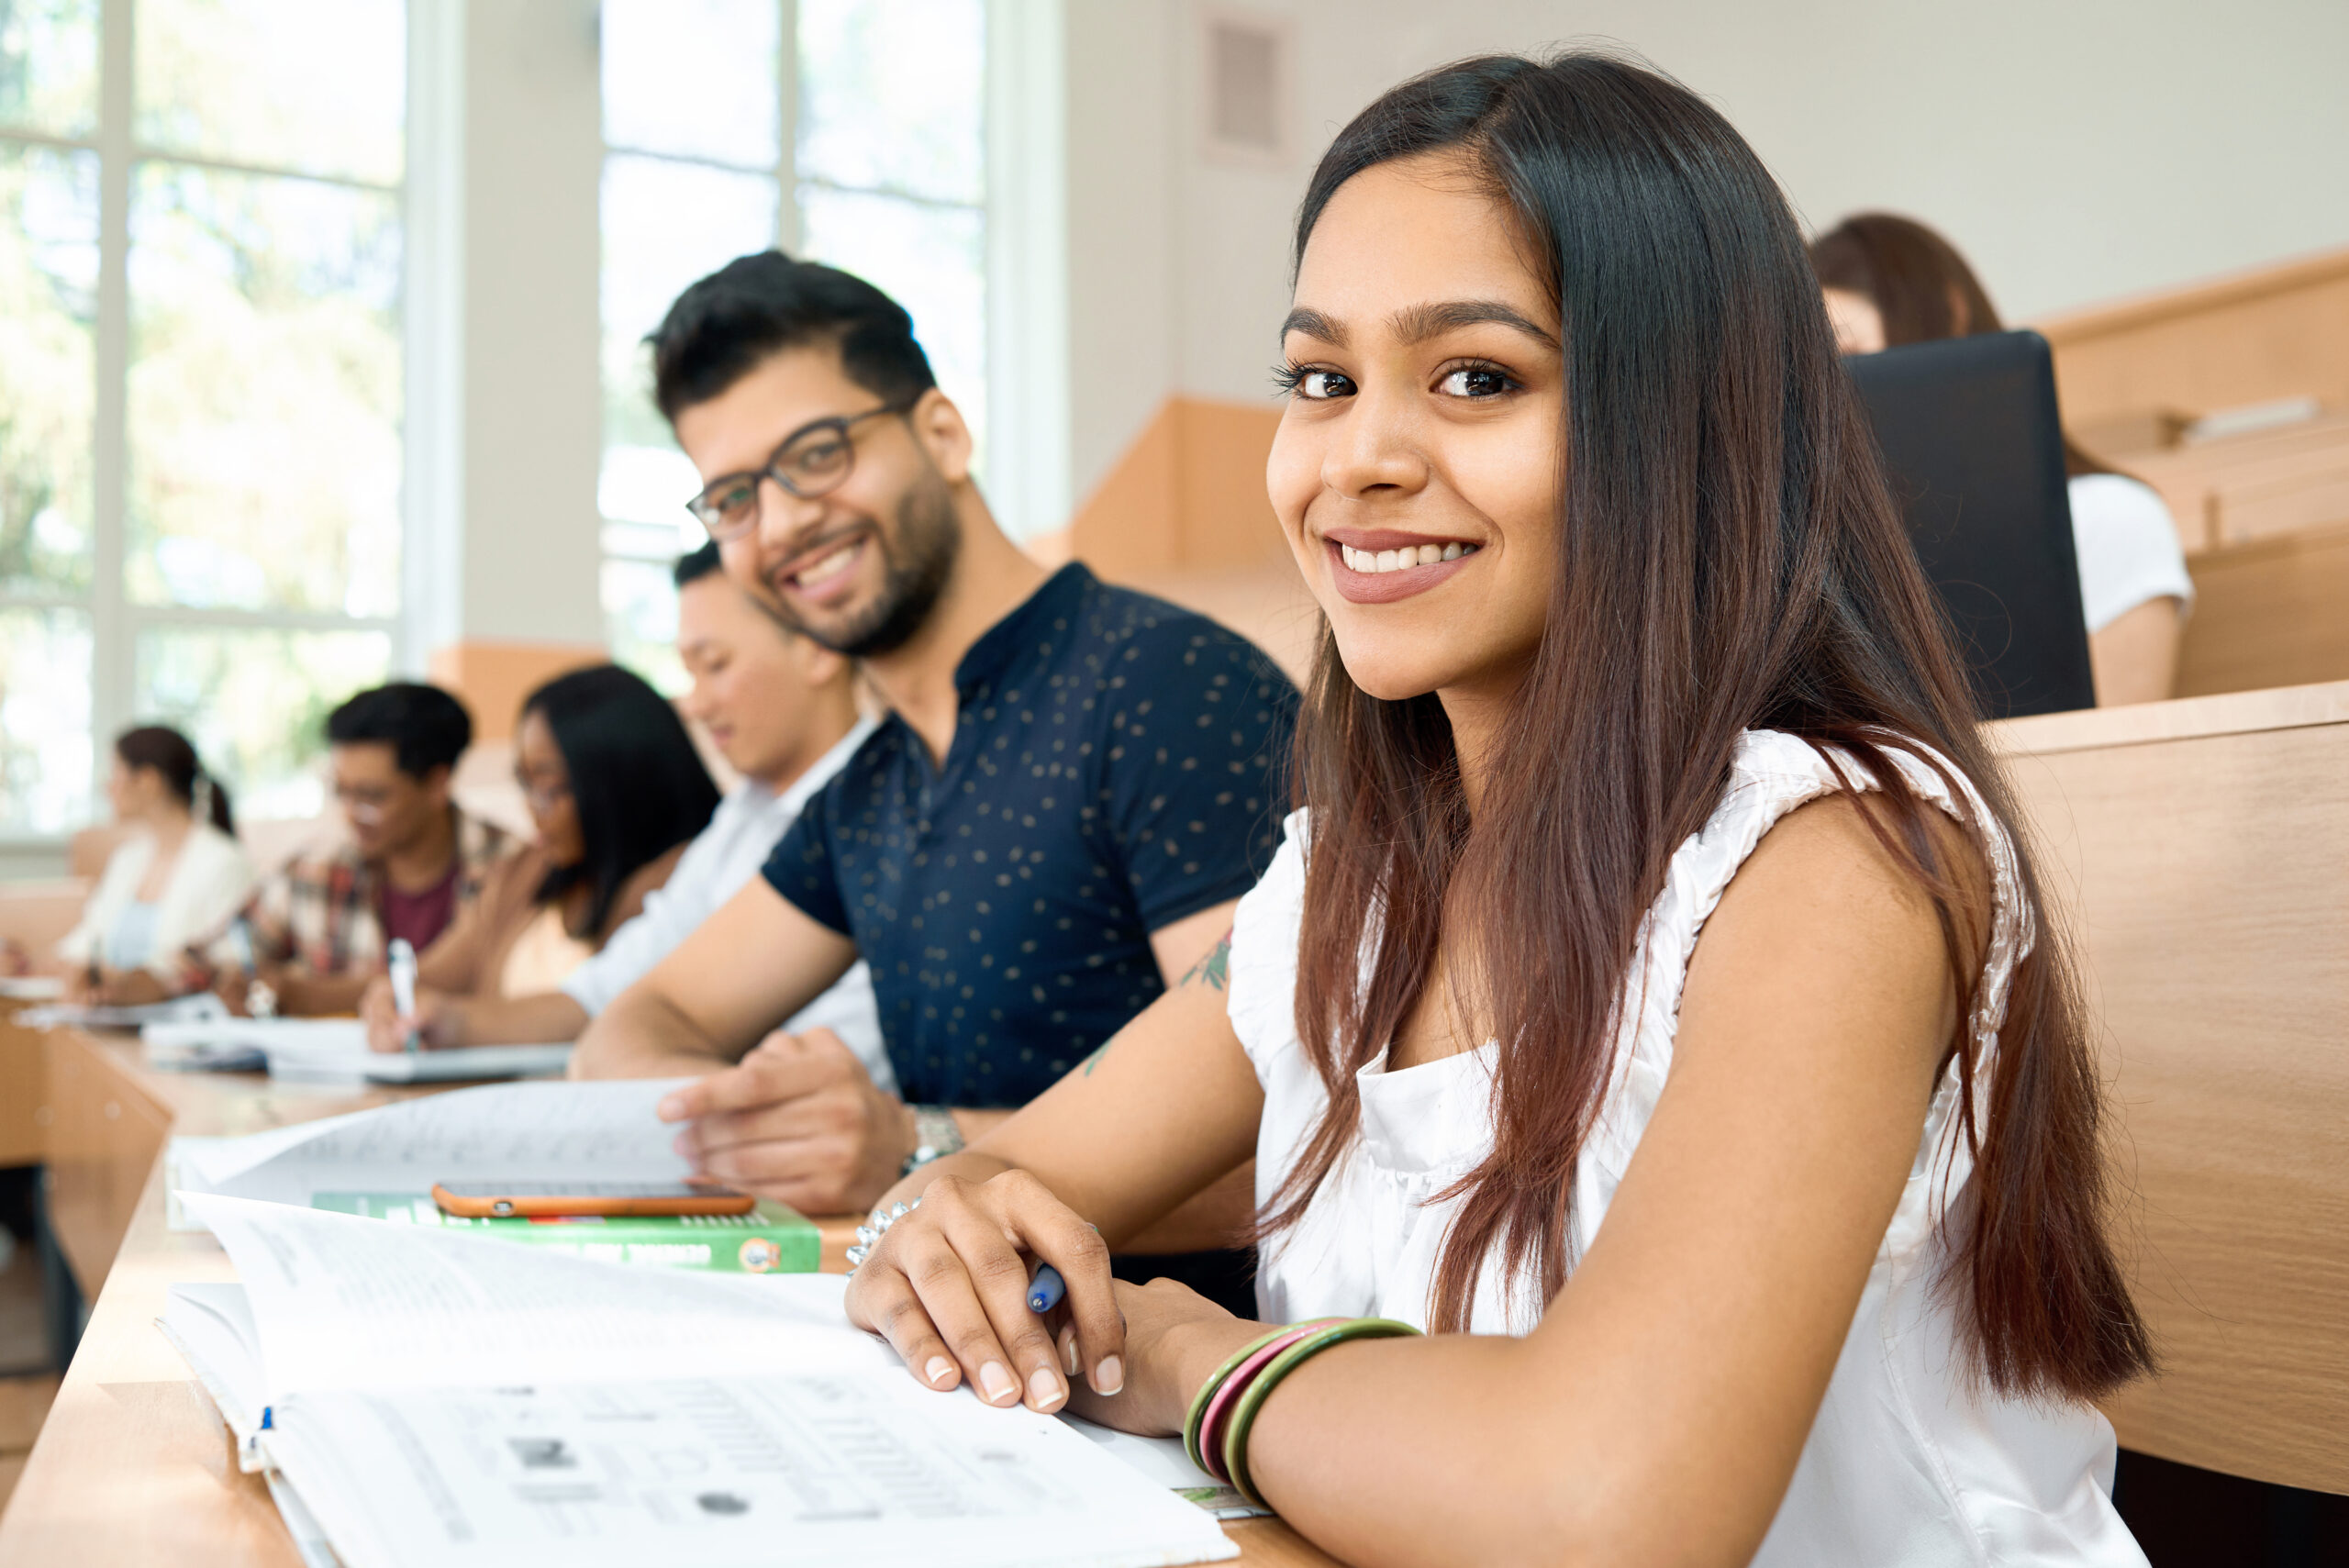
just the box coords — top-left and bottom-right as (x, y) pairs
(169, 1081), (838, 1277)
(142, 1015), (572, 1082)
(163, 1195), (1241, 1568)
(172, 1080), (696, 1217)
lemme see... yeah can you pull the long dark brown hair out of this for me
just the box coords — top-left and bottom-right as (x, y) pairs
(1266, 54), (2151, 1400)
(519, 664), (718, 939)
(1809, 211), (2112, 478)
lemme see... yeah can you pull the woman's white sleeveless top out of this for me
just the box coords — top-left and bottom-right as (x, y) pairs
(1228, 729), (2145, 1566)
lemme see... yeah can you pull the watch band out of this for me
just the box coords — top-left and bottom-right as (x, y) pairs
(899, 1105), (965, 1176)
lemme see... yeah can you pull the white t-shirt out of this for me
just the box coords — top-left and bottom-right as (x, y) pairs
(1227, 731), (2145, 1567)
(2069, 473), (2193, 635)
(561, 720), (893, 1095)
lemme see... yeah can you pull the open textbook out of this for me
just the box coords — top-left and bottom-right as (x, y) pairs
(163, 1195), (1240, 1568)
(169, 1080), (819, 1272)
(143, 1014), (572, 1083)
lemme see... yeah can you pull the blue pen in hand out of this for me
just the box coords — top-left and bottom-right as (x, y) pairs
(1028, 1262), (1066, 1315)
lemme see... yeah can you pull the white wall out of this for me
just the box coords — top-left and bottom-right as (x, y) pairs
(1063, 0), (2349, 497)
(404, 0), (608, 658)
(1061, 2), (1184, 526)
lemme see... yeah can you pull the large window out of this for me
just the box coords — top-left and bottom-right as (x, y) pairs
(598, 0), (987, 688)
(0, 0), (406, 838)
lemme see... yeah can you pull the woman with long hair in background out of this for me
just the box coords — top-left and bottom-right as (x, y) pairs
(361, 663), (719, 1047)
(1811, 212), (2196, 706)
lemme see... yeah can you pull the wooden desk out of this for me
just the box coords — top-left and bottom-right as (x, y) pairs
(0, 1030), (1337, 1566)
(1995, 680), (2349, 1493)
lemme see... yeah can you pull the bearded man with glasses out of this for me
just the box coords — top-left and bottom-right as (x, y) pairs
(573, 253), (1297, 1315)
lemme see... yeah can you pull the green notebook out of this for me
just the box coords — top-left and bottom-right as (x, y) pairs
(309, 1192), (821, 1273)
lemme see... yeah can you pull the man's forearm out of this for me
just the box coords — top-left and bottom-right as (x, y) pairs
(948, 1107), (1012, 1145)
(571, 986), (742, 1080)
(1124, 1162), (1255, 1255)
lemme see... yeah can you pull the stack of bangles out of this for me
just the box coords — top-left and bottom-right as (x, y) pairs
(1183, 1317), (1421, 1509)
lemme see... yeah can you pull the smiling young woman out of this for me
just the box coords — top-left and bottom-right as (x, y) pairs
(840, 50), (2152, 1568)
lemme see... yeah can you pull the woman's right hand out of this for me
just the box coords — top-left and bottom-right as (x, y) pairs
(359, 975), (405, 1051)
(843, 1169), (1126, 1417)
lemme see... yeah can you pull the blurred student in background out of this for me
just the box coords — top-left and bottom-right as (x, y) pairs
(361, 663), (719, 1040)
(204, 683), (514, 1017)
(360, 547), (887, 1084)
(8, 725), (254, 1004)
(1810, 213), (2193, 706)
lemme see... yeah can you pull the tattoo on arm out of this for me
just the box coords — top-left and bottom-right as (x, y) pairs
(1084, 929), (1235, 1077)
(1180, 929), (1232, 992)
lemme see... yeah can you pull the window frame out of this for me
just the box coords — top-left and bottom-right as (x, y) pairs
(0, 0), (410, 851)
(595, 0), (1012, 687)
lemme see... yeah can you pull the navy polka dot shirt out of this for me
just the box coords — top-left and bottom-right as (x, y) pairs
(762, 564), (1298, 1108)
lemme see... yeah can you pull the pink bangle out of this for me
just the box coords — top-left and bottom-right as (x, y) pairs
(1197, 1320), (1334, 1482)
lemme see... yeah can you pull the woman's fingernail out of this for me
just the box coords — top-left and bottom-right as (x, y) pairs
(979, 1362), (1018, 1404)
(656, 1095), (684, 1120)
(1028, 1365), (1065, 1410)
(1061, 1330), (1079, 1375)
(925, 1357), (955, 1387)
(1094, 1355), (1124, 1395)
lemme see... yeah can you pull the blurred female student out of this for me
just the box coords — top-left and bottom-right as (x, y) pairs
(361, 664), (718, 1045)
(1811, 213), (2195, 706)
(838, 53), (2152, 1568)
(35, 726), (253, 1004)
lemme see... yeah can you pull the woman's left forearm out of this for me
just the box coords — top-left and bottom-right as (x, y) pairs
(1209, 1331), (1585, 1567)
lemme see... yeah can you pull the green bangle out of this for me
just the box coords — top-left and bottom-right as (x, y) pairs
(1183, 1324), (1297, 1474)
(1223, 1317), (1420, 1509)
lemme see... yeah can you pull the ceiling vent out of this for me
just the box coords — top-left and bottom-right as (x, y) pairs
(1201, 8), (1292, 164)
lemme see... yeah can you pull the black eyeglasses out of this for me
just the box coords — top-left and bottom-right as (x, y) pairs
(685, 400), (915, 540)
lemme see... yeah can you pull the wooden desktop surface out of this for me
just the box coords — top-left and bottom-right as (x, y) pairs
(0, 1029), (1338, 1567)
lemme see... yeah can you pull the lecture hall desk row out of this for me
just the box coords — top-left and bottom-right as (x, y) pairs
(0, 1019), (1341, 1567)
(5, 675), (2348, 1563)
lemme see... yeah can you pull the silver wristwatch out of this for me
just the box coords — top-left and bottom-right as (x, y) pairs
(900, 1105), (964, 1177)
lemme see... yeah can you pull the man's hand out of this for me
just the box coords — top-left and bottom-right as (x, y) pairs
(656, 1029), (915, 1215)
(215, 961), (288, 1018)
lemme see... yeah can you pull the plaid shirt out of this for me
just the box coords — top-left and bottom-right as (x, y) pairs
(231, 810), (515, 979)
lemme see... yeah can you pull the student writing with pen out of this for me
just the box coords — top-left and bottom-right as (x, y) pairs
(188, 684), (517, 1018)
(362, 666), (716, 1048)
(358, 544), (891, 1090)
(570, 255), (1297, 1316)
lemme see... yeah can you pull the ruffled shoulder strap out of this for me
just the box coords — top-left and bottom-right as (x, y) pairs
(1226, 808), (1313, 1091)
(1581, 731), (2030, 1235)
